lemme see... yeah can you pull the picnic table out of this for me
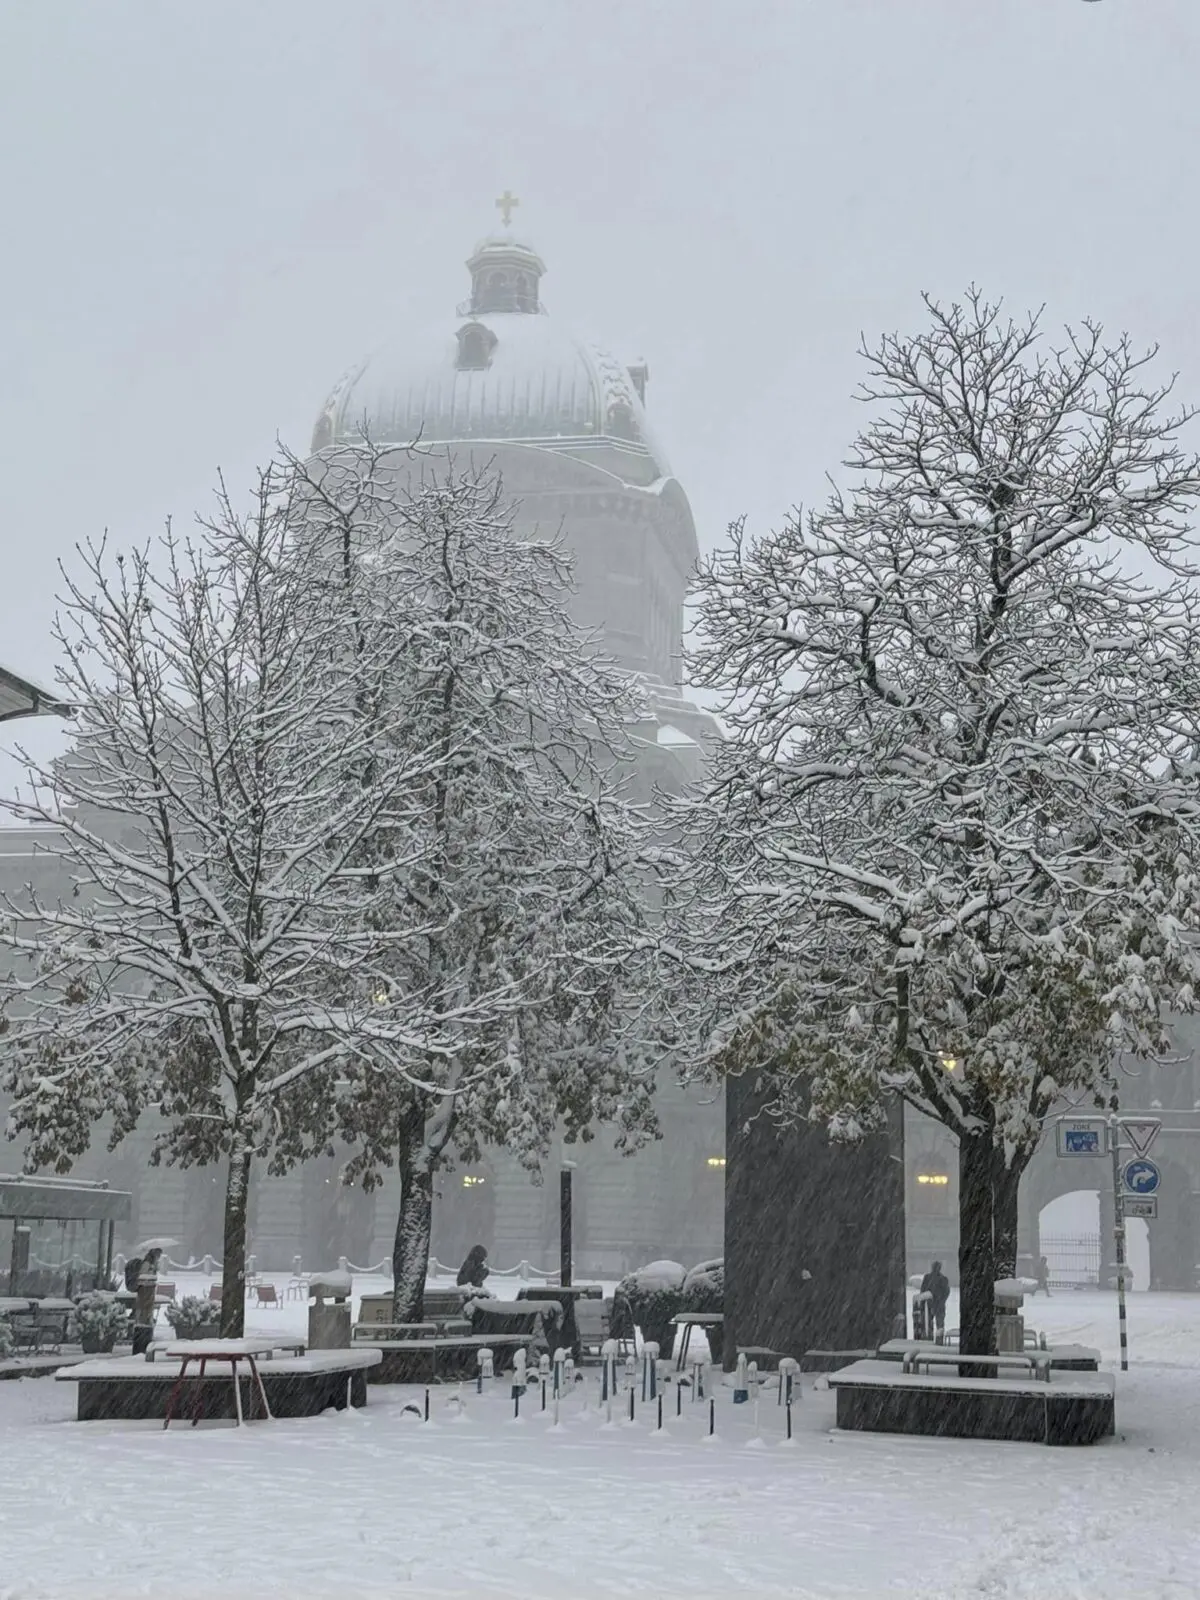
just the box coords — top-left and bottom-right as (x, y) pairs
(163, 1338), (297, 1428)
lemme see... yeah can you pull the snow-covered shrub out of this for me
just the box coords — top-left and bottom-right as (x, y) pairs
(681, 1259), (724, 1312)
(614, 1260), (686, 1359)
(680, 1259), (725, 1362)
(69, 1291), (127, 1351)
(165, 1296), (219, 1338)
(0, 1316), (14, 1361)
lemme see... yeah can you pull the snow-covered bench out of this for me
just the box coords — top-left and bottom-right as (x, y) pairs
(57, 1346), (382, 1422)
(876, 1339), (1101, 1373)
(352, 1327), (535, 1383)
(827, 1357), (1115, 1446)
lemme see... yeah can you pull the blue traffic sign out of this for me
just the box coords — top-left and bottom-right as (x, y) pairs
(1063, 1128), (1102, 1155)
(1122, 1158), (1161, 1196)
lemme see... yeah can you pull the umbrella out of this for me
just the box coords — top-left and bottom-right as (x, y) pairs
(135, 1237), (181, 1255)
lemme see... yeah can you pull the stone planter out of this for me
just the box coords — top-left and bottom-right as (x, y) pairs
(79, 1332), (117, 1355)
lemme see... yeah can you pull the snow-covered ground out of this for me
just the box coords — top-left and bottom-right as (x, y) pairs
(1, 1281), (1198, 1600)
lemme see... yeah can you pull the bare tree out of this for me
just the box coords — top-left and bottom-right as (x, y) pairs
(668, 292), (1200, 1357)
(0, 454), (490, 1332)
(281, 450), (668, 1322)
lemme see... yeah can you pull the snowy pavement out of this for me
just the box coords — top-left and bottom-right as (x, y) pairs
(1, 1285), (1198, 1599)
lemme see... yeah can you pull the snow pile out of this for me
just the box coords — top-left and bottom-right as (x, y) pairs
(624, 1259), (685, 1293)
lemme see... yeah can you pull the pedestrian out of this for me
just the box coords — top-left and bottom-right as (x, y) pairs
(920, 1260), (951, 1341)
(456, 1244), (490, 1289)
(1033, 1255), (1052, 1297)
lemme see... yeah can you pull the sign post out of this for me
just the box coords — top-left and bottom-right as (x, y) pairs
(1108, 1114), (1129, 1372)
(1056, 1113), (1165, 1371)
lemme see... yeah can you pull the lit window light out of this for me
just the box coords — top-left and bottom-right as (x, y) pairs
(706, 1156), (726, 1169)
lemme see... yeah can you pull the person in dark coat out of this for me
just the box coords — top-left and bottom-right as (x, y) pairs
(920, 1260), (951, 1338)
(456, 1244), (489, 1289)
(1033, 1255), (1052, 1296)
(123, 1257), (143, 1293)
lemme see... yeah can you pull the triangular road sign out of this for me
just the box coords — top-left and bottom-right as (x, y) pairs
(1121, 1118), (1161, 1157)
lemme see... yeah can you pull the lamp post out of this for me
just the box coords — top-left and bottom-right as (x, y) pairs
(559, 1163), (574, 1288)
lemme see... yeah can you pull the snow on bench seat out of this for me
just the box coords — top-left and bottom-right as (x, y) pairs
(828, 1358), (1115, 1446)
(58, 1348), (381, 1421)
(830, 1358), (1113, 1399)
(57, 1348), (382, 1382)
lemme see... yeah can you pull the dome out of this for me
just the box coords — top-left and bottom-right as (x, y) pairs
(315, 314), (671, 478)
(312, 229), (672, 481)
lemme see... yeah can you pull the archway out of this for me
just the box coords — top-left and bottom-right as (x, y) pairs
(1038, 1189), (1150, 1292)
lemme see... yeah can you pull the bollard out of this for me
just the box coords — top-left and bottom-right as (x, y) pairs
(600, 1339), (618, 1404)
(699, 1395), (716, 1442)
(733, 1352), (749, 1405)
(748, 1361), (761, 1442)
(686, 1344), (708, 1402)
(778, 1358), (800, 1407)
(477, 1347), (494, 1394)
(641, 1342), (660, 1402)
(552, 1347), (568, 1399)
(512, 1346), (527, 1416)
(424, 1387), (430, 1424)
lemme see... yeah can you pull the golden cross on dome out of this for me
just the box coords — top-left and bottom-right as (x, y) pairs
(495, 190), (519, 227)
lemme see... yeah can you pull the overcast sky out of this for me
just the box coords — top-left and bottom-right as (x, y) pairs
(2, 0), (1198, 784)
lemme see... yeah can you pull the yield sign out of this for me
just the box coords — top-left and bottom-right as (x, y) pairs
(1121, 1119), (1161, 1157)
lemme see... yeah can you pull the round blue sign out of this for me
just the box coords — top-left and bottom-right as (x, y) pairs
(1122, 1158), (1161, 1196)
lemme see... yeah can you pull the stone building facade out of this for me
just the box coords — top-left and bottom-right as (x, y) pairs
(0, 223), (726, 1276)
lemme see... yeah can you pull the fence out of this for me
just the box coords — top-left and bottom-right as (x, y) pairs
(1040, 1231), (1101, 1288)
(111, 1252), (563, 1282)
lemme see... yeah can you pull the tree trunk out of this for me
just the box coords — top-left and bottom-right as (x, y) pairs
(219, 1131), (254, 1338)
(392, 1099), (434, 1323)
(957, 1128), (996, 1369)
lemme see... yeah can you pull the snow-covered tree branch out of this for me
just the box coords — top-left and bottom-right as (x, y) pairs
(0, 452), (515, 1332)
(276, 446), (672, 1321)
(667, 290), (1200, 1356)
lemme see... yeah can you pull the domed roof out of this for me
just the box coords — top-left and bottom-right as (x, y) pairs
(312, 229), (671, 480)
(316, 315), (671, 476)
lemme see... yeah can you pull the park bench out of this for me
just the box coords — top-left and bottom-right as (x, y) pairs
(351, 1324), (536, 1383)
(900, 1347), (1051, 1382)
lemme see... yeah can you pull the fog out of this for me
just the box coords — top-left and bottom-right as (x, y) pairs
(3, 0), (1198, 788)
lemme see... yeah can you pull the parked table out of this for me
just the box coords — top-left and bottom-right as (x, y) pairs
(670, 1312), (724, 1371)
(163, 1338), (285, 1428)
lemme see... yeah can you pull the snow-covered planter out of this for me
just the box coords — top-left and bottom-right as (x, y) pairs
(165, 1296), (220, 1340)
(680, 1259), (724, 1363)
(69, 1291), (128, 1355)
(614, 1260), (686, 1360)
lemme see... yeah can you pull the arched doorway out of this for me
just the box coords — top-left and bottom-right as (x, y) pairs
(1038, 1189), (1150, 1292)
